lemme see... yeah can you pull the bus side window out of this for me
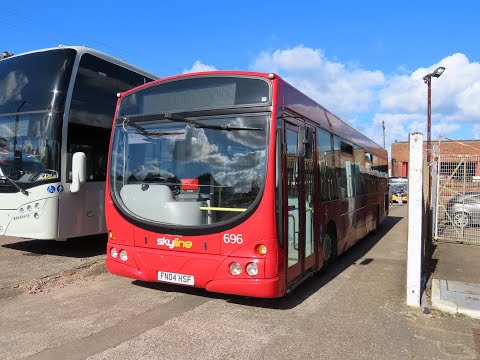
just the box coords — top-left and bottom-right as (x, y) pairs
(316, 127), (333, 201)
(333, 136), (347, 199)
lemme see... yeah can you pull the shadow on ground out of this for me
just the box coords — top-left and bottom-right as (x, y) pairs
(133, 213), (403, 309)
(1, 234), (107, 258)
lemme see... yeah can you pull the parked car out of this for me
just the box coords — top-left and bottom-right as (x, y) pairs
(446, 192), (480, 228)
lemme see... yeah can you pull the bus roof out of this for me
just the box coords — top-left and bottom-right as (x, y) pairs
(127, 71), (386, 159)
(280, 78), (386, 159)
(2, 45), (159, 80)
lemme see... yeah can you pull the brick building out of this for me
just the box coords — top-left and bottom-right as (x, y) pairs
(391, 139), (480, 177)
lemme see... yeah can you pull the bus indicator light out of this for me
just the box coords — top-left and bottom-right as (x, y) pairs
(255, 244), (267, 255)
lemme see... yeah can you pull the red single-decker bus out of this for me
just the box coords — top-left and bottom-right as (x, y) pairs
(105, 71), (388, 298)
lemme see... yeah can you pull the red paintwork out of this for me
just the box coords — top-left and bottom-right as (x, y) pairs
(106, 71), (388, 298)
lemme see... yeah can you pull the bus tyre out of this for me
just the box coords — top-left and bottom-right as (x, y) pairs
(323, 231), (337, 267)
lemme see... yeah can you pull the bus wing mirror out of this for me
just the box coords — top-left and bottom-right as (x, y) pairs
(71, 152), (86, 193)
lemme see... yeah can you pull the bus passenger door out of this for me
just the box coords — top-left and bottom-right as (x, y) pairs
(303, 124), (316, 272)
(285, 123), (316, 285)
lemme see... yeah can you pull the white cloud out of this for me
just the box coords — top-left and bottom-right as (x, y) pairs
(250, 46), (480, 154)
(183, 60), (217, 74)
(380, 53), (480, 120)
(474, 125), (480, 140)
(457, 81), (480, 118)
(251, 45), (385, 117)
(253, 46), (323, 72)
(0, 70), (29, 105)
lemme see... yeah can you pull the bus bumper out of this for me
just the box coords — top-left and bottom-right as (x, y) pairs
(106, 245), (285, 298)
(205, 277), (285, 298)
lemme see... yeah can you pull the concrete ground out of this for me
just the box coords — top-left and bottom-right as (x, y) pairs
(430, 224), (480, 319)
(0, 206), (479, 359)
(431, 242), (480, 284)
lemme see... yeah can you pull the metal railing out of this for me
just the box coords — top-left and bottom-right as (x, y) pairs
(433, 154), (480, 245)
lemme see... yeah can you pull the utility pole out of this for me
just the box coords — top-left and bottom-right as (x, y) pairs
(382, 120), (386, 149)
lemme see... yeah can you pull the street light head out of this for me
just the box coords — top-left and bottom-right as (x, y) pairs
(432, 66), (445, 78)
(423, 66), (446, 82)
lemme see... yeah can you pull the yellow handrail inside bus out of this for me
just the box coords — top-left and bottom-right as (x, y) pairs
(199, 207), (247, 212)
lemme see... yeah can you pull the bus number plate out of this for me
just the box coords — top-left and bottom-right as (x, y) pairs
(157, 271), (194, 286)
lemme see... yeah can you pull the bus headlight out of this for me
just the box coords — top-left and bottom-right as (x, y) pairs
(246, 262), (258, 276)
(110, 247), (118, 259)
(229, 262), (242, 276)
(119, 250), (128, 262)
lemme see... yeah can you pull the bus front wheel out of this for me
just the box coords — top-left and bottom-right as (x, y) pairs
(323, 229), (337, 268)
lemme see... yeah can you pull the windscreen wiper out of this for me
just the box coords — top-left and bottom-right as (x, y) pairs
(164, 113), (262, 131)
(0, 168), (28, 196)
(122, 118), (185, 137)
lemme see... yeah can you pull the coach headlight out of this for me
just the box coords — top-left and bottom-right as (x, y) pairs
(110, 247), (118, 259)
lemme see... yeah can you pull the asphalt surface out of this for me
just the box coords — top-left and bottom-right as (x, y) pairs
(1, 206), (479, 360)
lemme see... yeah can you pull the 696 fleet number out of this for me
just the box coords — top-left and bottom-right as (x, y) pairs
(223, 233), (243, 244)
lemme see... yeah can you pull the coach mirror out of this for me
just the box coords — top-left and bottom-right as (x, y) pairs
(70, 152), (86, 193)
(298, 126), (313, 158)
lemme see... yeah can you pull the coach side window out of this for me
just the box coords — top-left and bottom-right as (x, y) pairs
(67, 54), (153, 182)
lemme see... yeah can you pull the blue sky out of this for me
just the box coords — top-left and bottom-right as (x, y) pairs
(1, 1), (479, 153)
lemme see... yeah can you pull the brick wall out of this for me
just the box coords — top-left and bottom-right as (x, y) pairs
(390, 140), (480, 178)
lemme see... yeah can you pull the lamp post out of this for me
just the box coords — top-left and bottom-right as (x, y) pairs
(423, 66), (445, 164)
(423, 66), (445, 250)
